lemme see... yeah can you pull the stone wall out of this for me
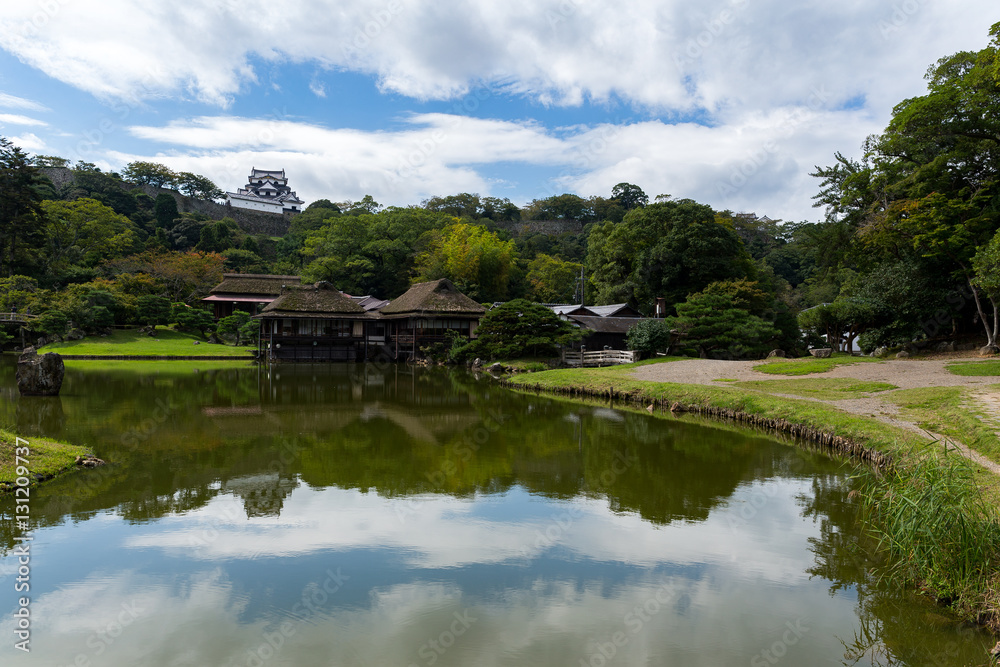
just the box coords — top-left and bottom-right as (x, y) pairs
(40, 167), (293, 237)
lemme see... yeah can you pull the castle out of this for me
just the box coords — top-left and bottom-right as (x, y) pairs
(225, 168), (304, 214)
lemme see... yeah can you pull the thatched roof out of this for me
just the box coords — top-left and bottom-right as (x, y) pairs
(259, 282), (367, 317)
(381, 279), (486, 317)
(211, 273), (300, 296)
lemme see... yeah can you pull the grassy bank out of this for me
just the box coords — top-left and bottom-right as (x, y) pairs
(63, 359), (255, 375)
(504, 361), (1000, 627)
(42, 327), (253, 357)
(752, 353), (883, 375)
(0, 428), (93, 492)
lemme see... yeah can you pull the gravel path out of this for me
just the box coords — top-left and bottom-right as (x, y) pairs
(630, 354), (1000, 474)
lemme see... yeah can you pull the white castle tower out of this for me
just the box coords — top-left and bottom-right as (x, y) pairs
(226, 168), (305, 214)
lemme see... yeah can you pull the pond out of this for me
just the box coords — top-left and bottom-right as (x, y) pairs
(0, 358), (991, 666)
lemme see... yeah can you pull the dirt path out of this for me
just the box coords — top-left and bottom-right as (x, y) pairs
(630, 355), (1000, 475)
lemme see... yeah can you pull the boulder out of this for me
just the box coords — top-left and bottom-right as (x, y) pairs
(873, 347), (889, 358)
(36, 336), (46, 347)
(980, 345), (999, 357)
(934, 341), (956, 353)
(67, 329), (86, 341)
(16, 348), (65, 396)
(767, 349), (786, 358)
(487, 362), (506, 374)
(809, 348), (832, 358)
(896, 350), (911, 359)
(192, 340), (200, 345)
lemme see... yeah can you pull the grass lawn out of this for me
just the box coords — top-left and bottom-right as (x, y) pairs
(753, 353), (883, 376)
(0, 428), (92, 490)
(886, 386), (1000, 463)
(946, 360), (1000, 377)
(506, 365), (929, 458)
(42, 327), (254, 357)
(732, 378), (898, 400)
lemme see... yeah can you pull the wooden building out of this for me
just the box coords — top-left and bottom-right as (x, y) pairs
(204, 274), (301, 319)
(256, 282), (376, 362)
(379, 279), (486, 361)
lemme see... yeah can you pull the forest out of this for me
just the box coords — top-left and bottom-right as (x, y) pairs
(1, 23), (998, 359)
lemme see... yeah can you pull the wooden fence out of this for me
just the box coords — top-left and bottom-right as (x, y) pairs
(0, 313), (37, 324)
(562, 349), (637, 367)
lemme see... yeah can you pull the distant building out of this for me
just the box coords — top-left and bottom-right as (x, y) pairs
(226, 168), (304, 214)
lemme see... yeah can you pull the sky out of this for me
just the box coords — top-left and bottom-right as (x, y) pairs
(0, 1), (994, 223)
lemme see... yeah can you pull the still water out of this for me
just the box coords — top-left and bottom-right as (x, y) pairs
(0, 358), (991, 666)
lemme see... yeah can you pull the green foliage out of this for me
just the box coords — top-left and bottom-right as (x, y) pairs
(216, 311), (253, 346)
(136, 295), (172, 326)
(171, 304), (216, 336)
(525, 253), (581, 303)
(422, 193), (520, 221)
(587, 200), (756, 312)
(33, 310), (69, 336)
(122, 161), (177, 188)
(625, 318), (672, 354)
(610, 182), (648, 210)
(667, 292), (779, 359)
(302, 207), (451, 297)
(855, 442), (1000, 610)
(154, 194), (178, 229)
(306, 199), (342, 213)
(175, 172), (223, 200)
(222, 248), (268, 274)
(414, 223), (518, 302)
(40, 198), (139, 282)
(455, 299), (581, 360)
(0, 136), (47, 277)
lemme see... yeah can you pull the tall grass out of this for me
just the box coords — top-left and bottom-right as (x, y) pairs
(854, 440), (1000, 623)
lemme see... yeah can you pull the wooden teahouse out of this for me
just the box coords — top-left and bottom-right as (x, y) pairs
(256, 282), (375, 361)
(379, 279), (486, 361)
(204, 274), (301, 320)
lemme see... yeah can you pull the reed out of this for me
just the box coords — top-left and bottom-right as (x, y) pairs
(854, 440), (1000, 625)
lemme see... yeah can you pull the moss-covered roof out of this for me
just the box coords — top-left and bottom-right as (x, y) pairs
(211, 273), (300, 296)
(381, 279), (486, 317)
(259, 282), (367, 317)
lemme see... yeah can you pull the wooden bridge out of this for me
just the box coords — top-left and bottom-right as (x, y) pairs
(0, 313), (37, 324)
(562, 349), (637, 367)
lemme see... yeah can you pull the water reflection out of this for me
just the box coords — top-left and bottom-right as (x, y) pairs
(0, 358), (991, 665)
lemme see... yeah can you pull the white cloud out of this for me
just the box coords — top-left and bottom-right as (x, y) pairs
(0, 113), (48, 126)
(0, 92), (49, 111)
(0, 0), (992, 113)
(115, 107), (876, 221)
(7, 132), (48, 152)
(309, 80), (327, 98)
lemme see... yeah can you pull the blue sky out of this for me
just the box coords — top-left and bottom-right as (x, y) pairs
(0, 1), (994, 222)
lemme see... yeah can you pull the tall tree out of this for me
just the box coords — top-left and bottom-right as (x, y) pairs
(611, 182), (648, 210)
(0, 137), (47, 276)
(122, 161), (178, 188)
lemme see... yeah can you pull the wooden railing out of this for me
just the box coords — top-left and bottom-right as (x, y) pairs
(562, 349), (637, 367)
(0, 313), (37, 323)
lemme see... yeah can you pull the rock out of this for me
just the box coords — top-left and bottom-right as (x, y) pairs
(980, 345), (999, 357)
(16, 348), (65, 396)
(934, 341), (955, 353)
(192, 341), (200, 345)
(36, 336), (46, 347)
(646, 404), (654, 413)
(472, 358), (482, 368)
(873, 347), (889, 358)
(669, 402), (686, 413)
(75, 455), (105, 468)
(67, 329), (85, 341)
(896, 350), (911, 358)
(990, 640), (1000, 659)
(809, 348), (832, 358)
(959, 342), (978, 351)
(487, 362), (505, 373)
(767, 349), (786, 358)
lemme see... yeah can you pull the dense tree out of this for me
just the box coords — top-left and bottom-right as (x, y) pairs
(302, 207), (450, 297)
(154, 193), (179, 229)
(625, 319), (672, 354)
(587, 199), (756, 312)
(122, 161), (177, 188)
(172, 303), (216, 336)
(414, 222), (517, 302)
(611, 183), (648, 210)
(176, 172), (224, 200)
(136, 295), (172, 327)
(455, 299), (581, 360)
(422, 193), (521, 221)
(525, 254), (582, 303)
(40, 198), (139, 282)
(667, 292), (779, 359)
(0, 137), (47, 276)
(523, 193), (593, 221)
(306, 199), (342, 213)
(216, 311), (252, 346)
